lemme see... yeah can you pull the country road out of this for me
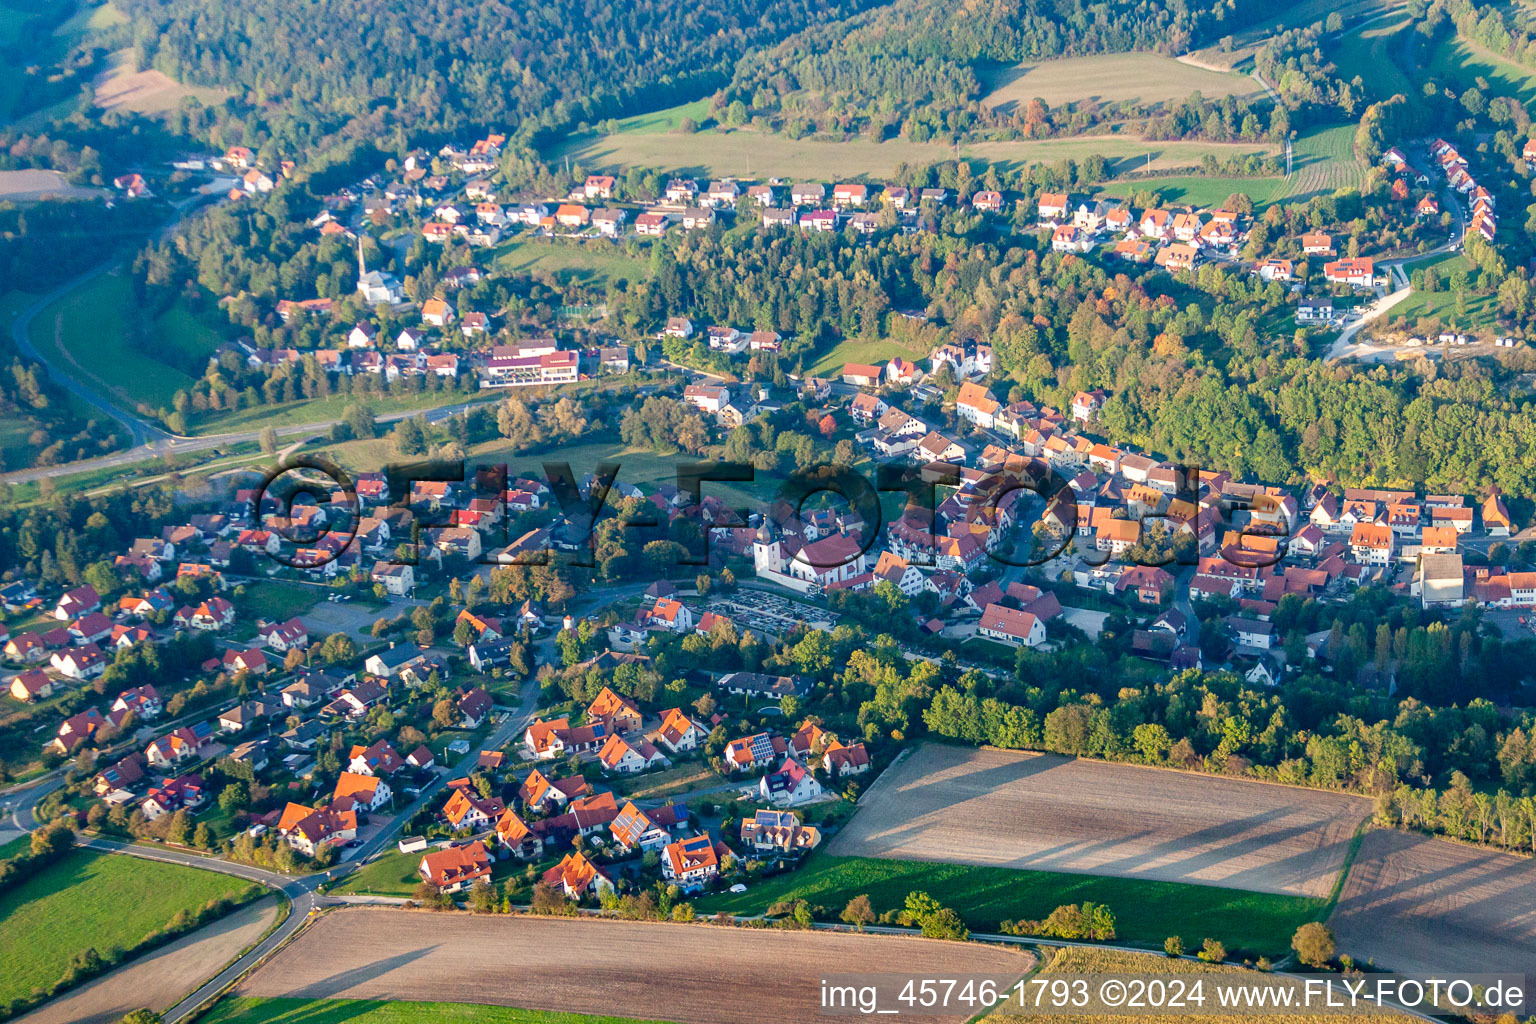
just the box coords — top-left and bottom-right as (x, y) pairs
(11, 262), (168, 451)
(0, 394), (499, 485)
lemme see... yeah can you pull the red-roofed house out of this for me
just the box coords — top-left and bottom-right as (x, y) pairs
(542, 851), (613, 899)
(661, 834), (721, 892)
(978, 604), (1045, 647)
(420, 840), (492, 893)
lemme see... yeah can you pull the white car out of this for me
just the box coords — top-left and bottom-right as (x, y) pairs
(729, 883), (748, 893)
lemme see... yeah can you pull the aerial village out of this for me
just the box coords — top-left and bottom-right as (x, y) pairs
(7, 127), (1524, 909)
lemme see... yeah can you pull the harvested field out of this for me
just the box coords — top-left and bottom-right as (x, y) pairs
(1328, 829), (1536, 977)
(829, 744), (1370, 898)
(981, 53), (1261, 113)
(987, 946), (1407, 1021)
(93, 49), (228, 114)
(18, 896), (280, 1024)
(235, 908), (1033, 1024)
(0, 169), (100, 200)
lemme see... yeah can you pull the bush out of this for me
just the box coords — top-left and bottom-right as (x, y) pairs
(1198, 938), (1227, 963)
(1291, 922), (1335, 968)
(1164, 935), (1185, 957)
(840, 894), (875, 930)
(901, 892), (968, 941)
(1000, 903), (1115, 941)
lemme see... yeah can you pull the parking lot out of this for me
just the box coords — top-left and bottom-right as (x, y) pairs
(706, 588), (838, 637)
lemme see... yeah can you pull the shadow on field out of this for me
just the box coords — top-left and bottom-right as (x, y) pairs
(297, 944), (439, 998)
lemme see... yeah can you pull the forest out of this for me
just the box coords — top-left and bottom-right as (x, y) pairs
(113, 0), (885, 156)
(714, 0), (1291, 143)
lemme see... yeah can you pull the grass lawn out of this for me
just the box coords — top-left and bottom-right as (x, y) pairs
(204, 997), (679, 1024)
(0, 848), (254, 1004)
(692, 854), (1323, 957)
(331, 850), (422, 897)
(492, 236), (650, 288)
(1183, 0), (1403, 69)
(613, 97), (712, 134)
(1386, 252), (1500, 328)
(191, 388), (493, 436)
(53, 0), (128, 40)
(1330, 13), (1414, 102)
(807, 335), (933, 376)
(980, 53), (1261, 112)
(0, 415), (36, 469)
(477, 439), (694, 492)
(1428, 30), (1536, 106)
(157, 297), (229, 363)
(1097, 175), (1291, 211)
(549, 126), (1276, 181)
(238, 580), (324, 623)
(1283, 124), (1366, 201)
(610, 763), (721, 800)
(28, 272), (195, 415)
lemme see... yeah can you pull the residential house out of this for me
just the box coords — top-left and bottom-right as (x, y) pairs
(758, 757), (824, 806)
(739, 809), (822, 857)
(823, 740), (871, 777)
(977, 605), (1045, 648)
(442, 786), (502, 831)
(9, 670), (53, 702)
(419, 841), (492, 893)
(655, 708), (706, 753)
(597, 733), (668, 774)
(661, 834), (721, 892)
(335, 770), (392, 813)
(542, 851), (613, 899)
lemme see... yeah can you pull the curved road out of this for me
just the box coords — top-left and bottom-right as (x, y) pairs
(10, 264), (169, 450)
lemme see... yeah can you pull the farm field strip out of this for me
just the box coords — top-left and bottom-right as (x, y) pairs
(1326, 829), (1536, 978)
(0, 848), (256, 1006)
(980, 53), (1262, 111)
(1282, 124), (1365, 200)
(204, 998), (681, 1024)
(16, 896), (281, 1024)
(985, 946), (1410, 1022)
(692, 853), (1326, 955)
(828, 745), (1370, 898)
(232, 908), (1033, 1024)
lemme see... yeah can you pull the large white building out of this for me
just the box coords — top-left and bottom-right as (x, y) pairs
(754, 527), (870, 593)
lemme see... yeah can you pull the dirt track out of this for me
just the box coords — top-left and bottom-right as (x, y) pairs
(19, 897), (280, 1024)
(829, 745), (1370, 898)
(1328, 829), (1536, 977)
(235, 908), (1033, 1024)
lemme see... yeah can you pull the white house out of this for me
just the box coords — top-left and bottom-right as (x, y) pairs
(758, 758), (824, 806)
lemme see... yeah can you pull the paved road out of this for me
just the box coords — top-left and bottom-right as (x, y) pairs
(0, 395), (499, 485)
(7, 194), (222, 453)
(1325, 175), (1466, 363)
(10, 264), (168, 450)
